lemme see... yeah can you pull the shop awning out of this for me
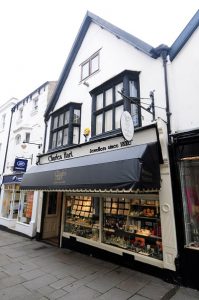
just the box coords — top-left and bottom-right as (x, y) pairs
(20, 142), (161, 192)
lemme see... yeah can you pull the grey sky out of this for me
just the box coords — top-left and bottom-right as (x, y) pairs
(0, 0), (198, 103)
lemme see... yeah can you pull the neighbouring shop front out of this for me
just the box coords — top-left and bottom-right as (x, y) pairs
(0, 173), (39, 237)
(171, 129), (199, 289)
(20, 121), (178, 279)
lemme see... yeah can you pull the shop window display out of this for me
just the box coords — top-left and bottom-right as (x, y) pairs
(102, 197), (162, 260)
(64, 196), (99, 241)
(64, 195), (162, 260)
(179, 160), (199, 248)
(1, 184), (20, 219)
(18, 191), (34, 224)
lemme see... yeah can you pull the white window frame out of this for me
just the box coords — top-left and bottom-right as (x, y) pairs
(81, 50), (100, 81)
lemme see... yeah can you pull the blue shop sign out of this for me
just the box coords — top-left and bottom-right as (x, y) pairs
(3, 174), (23, 184)
(13, 158), (28, 172)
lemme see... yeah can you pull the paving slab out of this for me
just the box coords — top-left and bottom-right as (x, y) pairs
(0, 230), (198, 300)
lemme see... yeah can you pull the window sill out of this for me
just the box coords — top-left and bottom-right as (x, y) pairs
(90, 129), (122, 142)
(185, 243), (199, 250)
(17, 221), (31, 227)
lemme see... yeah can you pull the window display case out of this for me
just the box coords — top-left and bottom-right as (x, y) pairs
(64, 196), (99, 241)
(63, 195), (163, 261)
(179, 159), (199, 248)
(102, 197), (163, 260)
(1, 184), (21, 219)
(18, 191), (34, 224)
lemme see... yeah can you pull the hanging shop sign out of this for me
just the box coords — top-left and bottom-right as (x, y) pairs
(120, 111), (134, 141)
(13, 158), (28, 172)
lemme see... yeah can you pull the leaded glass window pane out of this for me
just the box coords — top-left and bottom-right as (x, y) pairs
(115, 82), (123, 102)
(115, 105), (123, 129)
(96, 114), (103, 135)
(73, 109), (80, 124)
(105, 88), (113, 106)
(57, 130), (63, 147)
(73, 127), (79, 144)
(129, 80), (138, 97)
(63, 128), (68, 145)
(53, 116), (58, 129)
(105, 110), (113, 132)
(64, 111), (69, 125)
(96, 93), (103, 110)
(59, 114), (64, 127)
(52, 132), (57, 149)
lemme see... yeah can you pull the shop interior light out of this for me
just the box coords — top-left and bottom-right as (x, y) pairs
(181, 156), (199, 161)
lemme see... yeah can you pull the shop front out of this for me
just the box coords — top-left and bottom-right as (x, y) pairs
(0, 173), (39, 237)
(21, 121), (178, 279)
(171, 129), (199, 289)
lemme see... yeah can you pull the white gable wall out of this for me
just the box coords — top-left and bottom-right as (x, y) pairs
(168, 27), (199, 133)
(50, 22), (167, 146)
(5, 84), (51, 173)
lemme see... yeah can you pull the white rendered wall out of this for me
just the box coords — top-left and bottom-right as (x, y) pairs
(168, 27), (199, 133)
(51, 22), (167, 146)
(5, 84), (52, 174)
(0, 98), (18, 175)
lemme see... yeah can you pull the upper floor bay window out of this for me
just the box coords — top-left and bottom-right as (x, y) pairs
(81, 50), (100, 81)
(90, 71), (141, 138)
(49, 103), (81, 150)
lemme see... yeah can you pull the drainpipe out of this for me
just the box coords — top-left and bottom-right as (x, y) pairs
(161, 48), (172, 141)
(2, 108), (14, 174)
(42, 119), (48, 154)
(152, 44), (171, 143)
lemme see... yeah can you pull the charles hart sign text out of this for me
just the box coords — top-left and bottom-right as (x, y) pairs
(41, 137), (132, 165)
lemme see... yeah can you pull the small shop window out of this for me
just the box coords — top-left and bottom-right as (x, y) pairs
(179, 159), (199, 248)
(18, 191), (34, 224)
(64, 195), (99, 241)
(1, 184), (20, 219)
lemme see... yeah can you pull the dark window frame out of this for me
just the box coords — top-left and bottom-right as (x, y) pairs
(49, 102), (82, 150)
(90, 70), (141, 139)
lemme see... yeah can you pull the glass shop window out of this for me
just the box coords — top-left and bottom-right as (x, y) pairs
(102, 196), (163, 260)
(179, 159), (199, 248)
(64, 195), (99, 241)
(1, 184), (20, 219)
(18, 191), (34, 224)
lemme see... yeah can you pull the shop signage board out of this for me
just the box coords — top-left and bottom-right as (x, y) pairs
(13, 158), (28, 172)
(39, 126), (158, 165)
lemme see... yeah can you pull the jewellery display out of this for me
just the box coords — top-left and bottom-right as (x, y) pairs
(102, 197), (163, 260)
(64, 195), (163, 261)
(64, 196), (99, 241)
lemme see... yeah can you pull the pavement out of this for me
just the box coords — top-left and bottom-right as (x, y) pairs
(0, 231), (198, 300)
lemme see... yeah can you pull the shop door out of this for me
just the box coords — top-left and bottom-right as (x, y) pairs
(42, 192), (62, 240)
